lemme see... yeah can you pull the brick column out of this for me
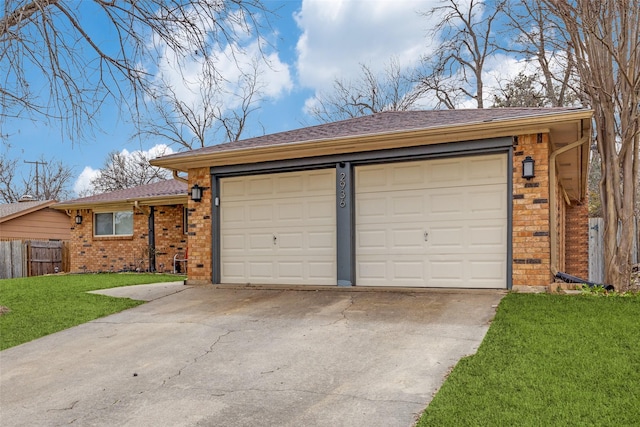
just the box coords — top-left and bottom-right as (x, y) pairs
(186, 168), (213, 285)
(512, 134), (553, 288)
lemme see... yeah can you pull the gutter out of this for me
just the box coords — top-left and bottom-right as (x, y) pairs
(549, 134), (589, 276)
(172, 170), (188, 183)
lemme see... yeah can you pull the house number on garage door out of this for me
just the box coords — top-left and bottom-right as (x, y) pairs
(339, 172), (347, 208)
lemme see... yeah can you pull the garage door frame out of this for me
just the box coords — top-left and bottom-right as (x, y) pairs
(209, 137), (513, 288)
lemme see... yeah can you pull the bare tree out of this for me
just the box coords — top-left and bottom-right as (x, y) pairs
(0, 154), (74, 202)
(308, 59), (425, 123)
(545, 0), (640, 290)
(503, 0), (581, 107)
(419, 0), (506, 109)
(0, 0), (270, 142)
(136, 57), (265, 149)
(90, 149), (172, 194)
(0, 154), (20, 202)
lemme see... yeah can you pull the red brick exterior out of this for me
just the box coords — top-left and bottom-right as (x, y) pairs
(153, 205), (188, 273)
(564, 199), (590, 278)
(162, 133), (591, 289)
(69, 205), (186, 273)
(512, 134), (553, 287)
(510, 132), (591, 288)
(186, 168), (213, 285)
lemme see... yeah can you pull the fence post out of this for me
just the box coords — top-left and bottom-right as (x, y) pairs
(589, 218), (604, 283)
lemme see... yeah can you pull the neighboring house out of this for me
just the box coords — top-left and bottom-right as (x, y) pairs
(53, 180), (188, 273)
(150, 108), (592, 290)
(0, 199), (71, 241)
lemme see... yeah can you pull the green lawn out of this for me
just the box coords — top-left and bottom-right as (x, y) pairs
(418, 293), (640, 426)
(0, 273), (184, 350)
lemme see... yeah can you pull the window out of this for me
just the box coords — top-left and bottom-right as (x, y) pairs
(94, 211), (133, 236)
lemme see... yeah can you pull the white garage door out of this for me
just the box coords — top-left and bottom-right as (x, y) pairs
(356, 154), (508, 288)
(220, 169), (336, 285)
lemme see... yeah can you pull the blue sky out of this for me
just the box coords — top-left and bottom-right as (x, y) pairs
(3, 0), (519, 198)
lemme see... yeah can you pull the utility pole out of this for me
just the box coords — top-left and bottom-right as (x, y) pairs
(24, 160), (48, 200)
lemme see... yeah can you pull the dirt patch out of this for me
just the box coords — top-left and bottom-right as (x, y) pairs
(0, 306), (11, 316)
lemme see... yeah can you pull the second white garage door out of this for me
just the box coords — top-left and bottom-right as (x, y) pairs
(356, 154), (508, 288)
(220, 169), (336, 285)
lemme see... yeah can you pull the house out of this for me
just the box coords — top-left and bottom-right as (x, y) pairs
(0, 199), (71, 241)
(53, 180), (188, 273)
(149, 108), (592, 290)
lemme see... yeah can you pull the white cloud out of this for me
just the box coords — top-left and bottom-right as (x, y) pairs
(294, 0), (438, 92)
(73, 166), (100, 197)
(151, 26), (293, 115)
(73, 144), (175, 196)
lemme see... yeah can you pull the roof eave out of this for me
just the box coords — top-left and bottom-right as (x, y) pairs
(150, 110), (594, 172)
(52, 194), (188, 211)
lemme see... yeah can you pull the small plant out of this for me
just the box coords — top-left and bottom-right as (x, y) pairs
(579, 284), (638, 297)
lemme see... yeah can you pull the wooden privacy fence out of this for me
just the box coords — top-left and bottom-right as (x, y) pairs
(589, 218), (639, 284)
(0, 240), (69, 279)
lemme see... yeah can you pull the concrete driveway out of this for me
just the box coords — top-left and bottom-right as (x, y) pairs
(0, 284), (504, 427)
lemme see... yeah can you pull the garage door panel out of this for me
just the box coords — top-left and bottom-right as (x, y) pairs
(393, 196), (424, 216)
(356, 154), (507, 288)
(248, 233), (273, 251)
(221, 169), (336, 285)
(428, 226), (464, 250)
(276, 175), (304, 193)
(249, 262), (274, 279)
(468, 225), (507, 249)
(308, 261), (335, 280)
(221, 233), (245, 251)
(220, 205), (246, 224)
(308, 231), (335, 250)
(392, 228), (425, 249)
(248, 176), (274, 196)
(307, 170), (336, 192)
(278, 262), (303, 279)
(306, 197), (335, 221)
(468, 156), (507, 180)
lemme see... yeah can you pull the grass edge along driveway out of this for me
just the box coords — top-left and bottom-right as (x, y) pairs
(0, 273), (184, 350)
(417, 293), (640, 426)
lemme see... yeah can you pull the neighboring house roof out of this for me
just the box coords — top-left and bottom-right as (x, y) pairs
(53, 179), (188, 210)
(0, 200), (59, 224)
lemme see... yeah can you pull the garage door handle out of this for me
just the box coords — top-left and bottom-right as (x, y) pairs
(424, 231), (429, 242)
(273, 235), (277, 245)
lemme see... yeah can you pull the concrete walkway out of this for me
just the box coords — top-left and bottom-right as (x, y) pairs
(0, 284), (504, 426)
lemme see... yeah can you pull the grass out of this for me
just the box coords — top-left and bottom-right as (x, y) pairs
(0, 273), (184, 350)
(417, 293), (640, 426)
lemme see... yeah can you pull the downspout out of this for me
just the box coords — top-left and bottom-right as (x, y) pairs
(549, 134), (589, 276)
(173, 170), (188, 184)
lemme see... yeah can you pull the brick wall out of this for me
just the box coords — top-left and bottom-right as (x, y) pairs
(186, 168), (213, 285)
(512, 133), (553, 287)
(152, 205), (187, 273)
(564, 198), (589, 278)
(69, 205), (186, 273)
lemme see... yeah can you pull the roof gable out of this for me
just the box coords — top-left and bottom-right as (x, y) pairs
(0, 200), (58, 223)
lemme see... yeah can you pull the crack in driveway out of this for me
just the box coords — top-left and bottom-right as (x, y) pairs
(161, 330), (234, 386)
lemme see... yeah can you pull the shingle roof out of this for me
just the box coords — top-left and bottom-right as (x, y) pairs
(0, 200), (58, 222)
(155, 108), (588, 161)
(56, 179), (187, 206)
